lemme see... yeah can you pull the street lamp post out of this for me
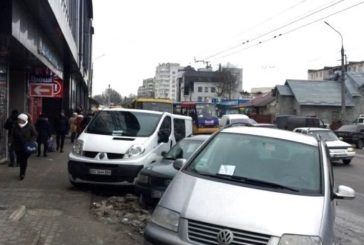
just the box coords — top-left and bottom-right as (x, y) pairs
(324, 21), (346, 120)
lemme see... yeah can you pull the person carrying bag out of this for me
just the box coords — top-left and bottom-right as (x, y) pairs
(11, 113), (38, 180)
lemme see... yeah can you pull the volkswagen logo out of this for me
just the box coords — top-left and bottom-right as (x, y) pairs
(217, 229), (234, 245)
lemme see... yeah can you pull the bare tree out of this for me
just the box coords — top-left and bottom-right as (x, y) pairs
(93, 88), (123, 106)
(215, 68), (240, 100)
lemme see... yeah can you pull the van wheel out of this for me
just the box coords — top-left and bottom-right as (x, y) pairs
(343, 159), (351, 165)
(357, 140), (363, 149)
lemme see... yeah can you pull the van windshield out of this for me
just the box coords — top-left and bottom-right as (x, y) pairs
(86, 111), (162, 137)
(185, 133), (322, 195)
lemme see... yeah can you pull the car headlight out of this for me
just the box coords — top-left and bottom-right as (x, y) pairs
(279, 234), (322, 245)
(347, 147), (354, 152)
(136, 173), (149, 184)
(125, 145), (145, 158)
(151, 206), (180, 232)
(72, 139), (84, 156)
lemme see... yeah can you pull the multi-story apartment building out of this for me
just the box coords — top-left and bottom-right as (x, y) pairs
(137, 78), (155, 98)
(308, 61), (364, 80)
(0, 0), (93, 162)
(154, 63), (180, 101)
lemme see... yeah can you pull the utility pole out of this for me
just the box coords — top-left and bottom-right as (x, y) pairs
(324, 21), (345, 120)
(108, 84), (111, 106)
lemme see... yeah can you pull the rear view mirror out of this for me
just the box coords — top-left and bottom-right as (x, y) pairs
(161, 151), (167, 157)
(173, 159), (187, 170)
(334, 185), (355, 200)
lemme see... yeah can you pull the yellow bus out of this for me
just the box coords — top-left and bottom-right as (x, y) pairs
(132, 98), (173, 113)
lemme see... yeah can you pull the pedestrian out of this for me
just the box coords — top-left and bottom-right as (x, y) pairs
(3, 109), (18, 167)
(79, 111), (93, 133)
(69, 112), (78, 143)
(11, 113), (37, 180)
(75, 113), (84, 137)
(35, 113), (51, 157)
(54, 111), (69, 152)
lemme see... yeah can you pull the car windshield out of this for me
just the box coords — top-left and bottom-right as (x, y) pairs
(185, 132), (322, 194)
(309, 130), (338, 141)
(86, 111), (162, 137)
(164, 139), (204, 160)
(337, 125), (358, 132)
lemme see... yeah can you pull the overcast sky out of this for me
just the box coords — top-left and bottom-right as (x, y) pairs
(92, 0), (364, 97)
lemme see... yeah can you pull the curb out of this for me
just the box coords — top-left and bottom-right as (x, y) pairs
(8, 205), (26, 221)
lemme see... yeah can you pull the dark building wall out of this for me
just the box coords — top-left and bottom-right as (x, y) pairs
(9, 69), (26, 113)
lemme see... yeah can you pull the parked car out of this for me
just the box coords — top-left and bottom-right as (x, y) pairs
(335, 124), (364, 149)
(352, 114), (364, 124)
(275, 115), (326, 131)
(144, 126), (355, 245)
(219, 114), (256, 127)
(293, 127), (355, 164)
(135, 135), (210, 206)
(68, 108), (192, 186)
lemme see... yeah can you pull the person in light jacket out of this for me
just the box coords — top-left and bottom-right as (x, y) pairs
(11, 113), (37, 180)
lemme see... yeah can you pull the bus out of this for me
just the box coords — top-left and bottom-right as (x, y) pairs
(132, 98), (173, 113)
(173, 102), (219, 134)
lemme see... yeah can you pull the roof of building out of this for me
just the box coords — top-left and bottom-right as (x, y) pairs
(283, 79), (355, 107)
(276, 85), (293, 96)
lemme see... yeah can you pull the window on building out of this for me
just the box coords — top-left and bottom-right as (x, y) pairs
(198, 87), (202, 92)
(211, 87), (216, 93)
(204, 87), (208, 92)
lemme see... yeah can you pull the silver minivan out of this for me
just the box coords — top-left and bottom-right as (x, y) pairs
(144, 126), (355, 245)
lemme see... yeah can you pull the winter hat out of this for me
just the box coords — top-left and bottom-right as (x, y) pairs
(18, 113), (28, 122)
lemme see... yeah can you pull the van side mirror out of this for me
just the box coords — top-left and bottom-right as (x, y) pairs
(173, 159), (187, 170)
(334, 185), (355, 200)
(161, 151), (167, 157)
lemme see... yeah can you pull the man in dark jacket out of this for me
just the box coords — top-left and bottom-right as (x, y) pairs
(54, 111), (69, 152)
(12, 113), (37, 180)
(35, 113), (51, 157)
(4, 109), (18, 166)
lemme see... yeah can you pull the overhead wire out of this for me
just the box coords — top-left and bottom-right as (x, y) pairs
(204, 0), (346, 60)
(211, 0), (364, 61)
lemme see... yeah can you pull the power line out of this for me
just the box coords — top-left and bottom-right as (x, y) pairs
(211, 0), (364, 61)
(204, 0), (309, 60)
(204, 0), (346, 60)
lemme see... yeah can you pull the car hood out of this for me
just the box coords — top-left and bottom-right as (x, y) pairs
(325, 140), (351, 148)
(141, 159), (177, 178)
(160, 173), (325, 237)
(79, 133), (149, 154)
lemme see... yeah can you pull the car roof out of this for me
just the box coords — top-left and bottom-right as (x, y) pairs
(184, 135), (211, 141)
(294, 127), (331, 132)
(222, 126), (318, 146)
(223, 114), (249, 119)
(100, 108), (164, 115)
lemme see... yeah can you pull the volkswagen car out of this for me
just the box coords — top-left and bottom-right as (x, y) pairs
(144, 126), (355, 245)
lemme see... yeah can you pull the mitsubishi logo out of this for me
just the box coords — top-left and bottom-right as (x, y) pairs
(217, 229), (234, 245)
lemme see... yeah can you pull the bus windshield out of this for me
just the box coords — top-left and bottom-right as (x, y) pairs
(196, 103), (217, 118)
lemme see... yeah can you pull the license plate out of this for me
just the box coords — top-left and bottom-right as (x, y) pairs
(151, 190), (163, 198)
(89, 169), (112, 176)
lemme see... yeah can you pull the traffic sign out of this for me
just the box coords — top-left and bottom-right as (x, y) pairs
(29, 83), (53, 97)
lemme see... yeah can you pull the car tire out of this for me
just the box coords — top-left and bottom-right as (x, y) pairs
(357, 140), (363, 149)
(343, 159), (351, 165)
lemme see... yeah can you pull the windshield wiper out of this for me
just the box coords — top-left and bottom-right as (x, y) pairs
(163, 156), (176, 160)
(199, 173), (299, 192)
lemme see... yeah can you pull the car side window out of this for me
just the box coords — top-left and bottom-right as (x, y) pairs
(160, 116), (172, 137)
(173, 118), (185, 142)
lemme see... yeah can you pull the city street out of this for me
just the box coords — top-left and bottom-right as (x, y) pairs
(0, 141), (142, 245)
(0, 141), (363, 244)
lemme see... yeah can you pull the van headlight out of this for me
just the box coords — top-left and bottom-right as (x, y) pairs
(347, 147), (354, 152)
(72, 139), (84, 156)
(279, 234), (322, 245)
(151, 206), (180, 232)
(125, 145), (145, 158)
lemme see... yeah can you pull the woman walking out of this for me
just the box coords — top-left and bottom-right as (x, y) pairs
(11, 113), (37, 180)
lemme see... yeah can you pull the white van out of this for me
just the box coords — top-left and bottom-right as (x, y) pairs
(219, 114), (256, 127)
(68, 108), (192, 186)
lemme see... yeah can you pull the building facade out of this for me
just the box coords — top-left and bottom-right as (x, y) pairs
(0, 0), (93, 162)
(154, 63), (180, 101)
(308, 61), (364, 80)
(137, 78), (155, 98)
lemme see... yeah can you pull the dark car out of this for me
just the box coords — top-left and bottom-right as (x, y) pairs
(135, 135), (210, 206)
(335, 124), (364, 149)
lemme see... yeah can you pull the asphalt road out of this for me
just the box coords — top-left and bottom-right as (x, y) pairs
(334, 149), (364, 244)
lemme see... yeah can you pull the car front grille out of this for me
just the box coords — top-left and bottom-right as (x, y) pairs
(188, 219), (270, 245)
(82, 151), (124, 159)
